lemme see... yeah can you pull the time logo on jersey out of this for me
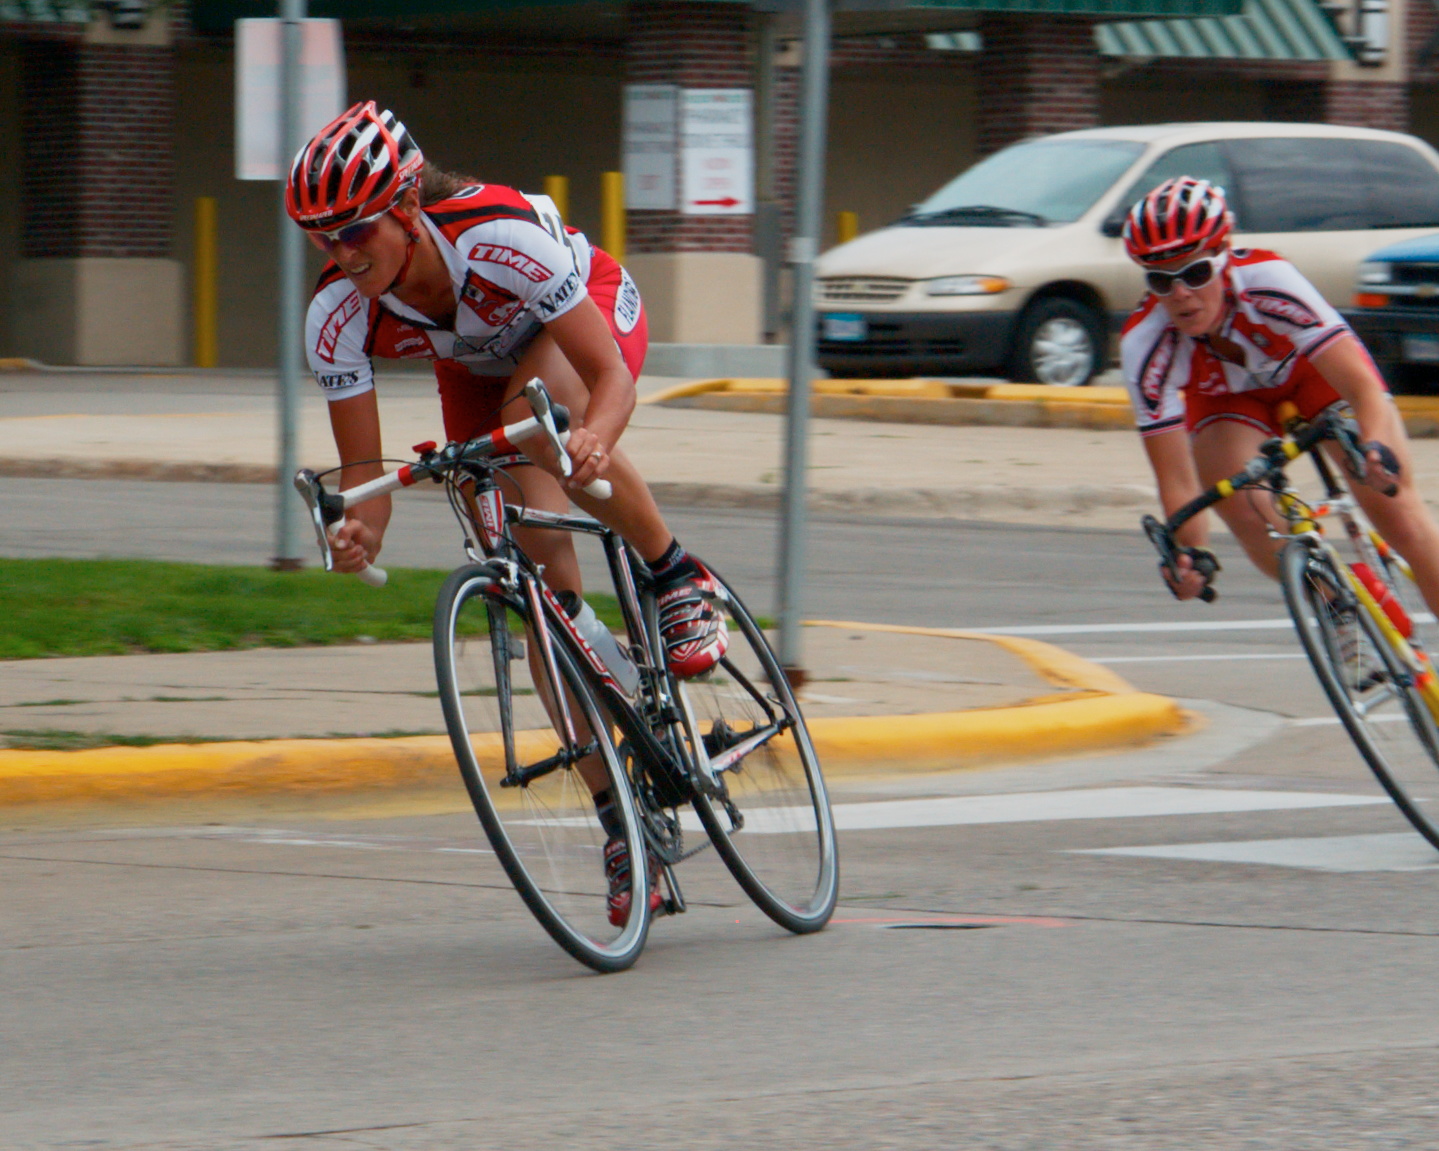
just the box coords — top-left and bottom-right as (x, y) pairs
(316, 292), (362, 365)
(467, 243), (553, 285)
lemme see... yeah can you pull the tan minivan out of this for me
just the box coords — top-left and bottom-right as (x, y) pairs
(814, 122), (1439, 385)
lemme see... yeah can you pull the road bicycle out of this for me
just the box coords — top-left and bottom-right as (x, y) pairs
(1144, 403), (1439, 849)
(295, 379), (839, 971)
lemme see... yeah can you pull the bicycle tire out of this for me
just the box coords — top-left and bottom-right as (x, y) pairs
(433, 564), (651, 972)
(1280, 540), (1439, 849)
(674, 575), (839, 933)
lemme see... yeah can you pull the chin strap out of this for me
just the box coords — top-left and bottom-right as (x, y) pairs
(381, 204), (424, 294)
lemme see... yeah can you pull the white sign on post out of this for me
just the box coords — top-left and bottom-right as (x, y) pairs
(235, 18), (346, 181)
(622, 84), (678, 211)
(680, 89), (753, 216)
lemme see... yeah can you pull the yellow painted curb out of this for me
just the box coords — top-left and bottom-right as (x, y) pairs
(802, 620), (1186, 770)
(0, 622), (1187, 807)
(647, 378), (1439, 436)
(807, 692), (1183, 771)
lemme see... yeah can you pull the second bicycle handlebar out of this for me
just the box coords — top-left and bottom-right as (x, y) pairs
(1142, 409), (1382, 605)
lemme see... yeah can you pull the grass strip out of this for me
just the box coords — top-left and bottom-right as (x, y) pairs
(0, 558), (622, 661)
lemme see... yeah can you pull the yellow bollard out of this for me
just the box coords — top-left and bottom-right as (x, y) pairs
(836, 210), (859, 245)
(543, 175), (569, 223)
(601, 170), (625, 262)
(193, 196), (218, 368)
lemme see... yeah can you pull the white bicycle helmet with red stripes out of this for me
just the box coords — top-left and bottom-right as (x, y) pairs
(1122, 177), (1232, 266)
(286, 101), (424, 231)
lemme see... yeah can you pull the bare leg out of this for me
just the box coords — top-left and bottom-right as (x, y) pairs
(507, 331), (674, 562)
(1190, 420), (1288, 579)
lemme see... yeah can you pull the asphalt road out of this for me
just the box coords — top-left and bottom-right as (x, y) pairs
(6, 481), (1439, 1148)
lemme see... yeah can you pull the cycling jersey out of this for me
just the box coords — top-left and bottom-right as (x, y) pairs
(304, 184), (641, 401)
(1121, 249), (1356, 438)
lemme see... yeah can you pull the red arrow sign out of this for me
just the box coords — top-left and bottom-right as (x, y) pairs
(691, 197), (741, 208)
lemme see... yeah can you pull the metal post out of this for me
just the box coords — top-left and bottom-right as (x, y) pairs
(273, 0), (306, 570)
(775, 0), (830, 677)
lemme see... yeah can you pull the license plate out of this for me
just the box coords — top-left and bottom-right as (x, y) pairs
(1402, 333), (1439, 363)
(822, 314), (867, 342)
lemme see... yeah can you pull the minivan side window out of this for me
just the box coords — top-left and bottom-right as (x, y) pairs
(1353, 141), (1439, 228)
(1108, 142), (1238, 228)
(1224, 138), (1371, 232)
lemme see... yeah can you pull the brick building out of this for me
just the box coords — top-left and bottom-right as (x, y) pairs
(0, 0), (1431, 365)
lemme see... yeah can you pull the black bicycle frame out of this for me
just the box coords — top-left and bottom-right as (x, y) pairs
(459, 467), (697, 806)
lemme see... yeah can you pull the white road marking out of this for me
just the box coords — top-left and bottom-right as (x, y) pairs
(1289, 714), (1414, 727)
(967, 613), (1436, 637)
(1090, 653), (1307, 664)
(1071, 831), (1439, 872)
(733, 787), (1385, 835)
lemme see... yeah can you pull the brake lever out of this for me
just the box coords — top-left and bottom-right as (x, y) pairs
(1333, 416), (1400, 498)
(522, 377), (613, 500)
(293, 468), (387, 587)
(1142, 513), (1216, 603)
(524, 377), (570, 478)
(295, 469), (339, 572)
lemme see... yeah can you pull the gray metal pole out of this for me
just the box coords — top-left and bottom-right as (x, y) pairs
(273, 0), (306, 570)
(775, 0), (830, 674)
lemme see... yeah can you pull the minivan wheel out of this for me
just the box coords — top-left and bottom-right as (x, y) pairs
(1008, 298), (1104, 387)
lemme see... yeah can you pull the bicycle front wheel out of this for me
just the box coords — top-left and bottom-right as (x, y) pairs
(675, 578), (839, 933)
(1280, 540), (1439, 848)
(434, 565), (650, 972)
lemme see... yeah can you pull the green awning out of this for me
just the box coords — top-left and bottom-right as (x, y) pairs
(190, 0), (1236, 34)
(0, 1), (89, 21)
(914, 0), (1241, 15)
(1096, 0), (1353, 59)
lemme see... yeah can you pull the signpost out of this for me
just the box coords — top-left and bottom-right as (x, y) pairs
(234, 10), (343, 570)
(777, 0), (832, 677)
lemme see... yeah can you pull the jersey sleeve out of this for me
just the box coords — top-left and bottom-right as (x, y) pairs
(1121, 301), (1188, 438)
(1235, 257), (1351, 360)
(305, 280), (374, 402)
(456, 212), (589, 323)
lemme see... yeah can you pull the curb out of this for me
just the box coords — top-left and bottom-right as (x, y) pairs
(646, 378), (1439, 438)
(0, 623), (1188, 808)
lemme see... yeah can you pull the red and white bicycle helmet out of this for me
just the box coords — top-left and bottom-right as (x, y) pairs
(1122, 177), (1232, 266)
(286, 101), (424, 231)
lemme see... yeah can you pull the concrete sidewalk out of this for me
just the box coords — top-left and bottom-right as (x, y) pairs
(0, 365), (1197, 806)
(0, 621), (1185, 807)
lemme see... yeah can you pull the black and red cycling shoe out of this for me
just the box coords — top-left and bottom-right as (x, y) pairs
(603, 837), (663, 927)
(656, 563), (729, 679)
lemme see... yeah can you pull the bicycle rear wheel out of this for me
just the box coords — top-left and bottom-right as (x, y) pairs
(674, 577), (838, 933)
(433, 565), (650, 972)
(1280, 540), (1439, 848)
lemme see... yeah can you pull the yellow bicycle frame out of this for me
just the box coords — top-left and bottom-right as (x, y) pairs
(1275, 479), (1439, 718)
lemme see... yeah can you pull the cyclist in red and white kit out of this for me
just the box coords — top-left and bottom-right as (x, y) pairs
(1120, 176), (1439, 611)
(288, 102), (721, 922)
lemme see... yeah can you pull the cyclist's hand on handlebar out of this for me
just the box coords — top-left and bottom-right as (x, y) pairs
(1359, 440), (1402, 496)
(329, 518), (381, 574)
(1162, 547), (1221, 602)
(563, 424), (611, 493)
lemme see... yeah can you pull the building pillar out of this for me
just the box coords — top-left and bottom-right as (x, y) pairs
(12, 19), (181, 366)
(625, 0), (762, 345)
(976, 16), (1099, 156)
(1321, 79), (1409, 132)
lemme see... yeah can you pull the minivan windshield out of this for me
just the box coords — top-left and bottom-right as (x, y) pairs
(903, 138), (1145, 227)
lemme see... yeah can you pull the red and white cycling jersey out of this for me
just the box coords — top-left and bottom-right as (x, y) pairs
(305, 185), (611, 400)
(1120, 249), (1353, 437)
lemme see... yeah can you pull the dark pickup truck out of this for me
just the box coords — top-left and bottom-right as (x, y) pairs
(1345, 234), (1439, 393)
